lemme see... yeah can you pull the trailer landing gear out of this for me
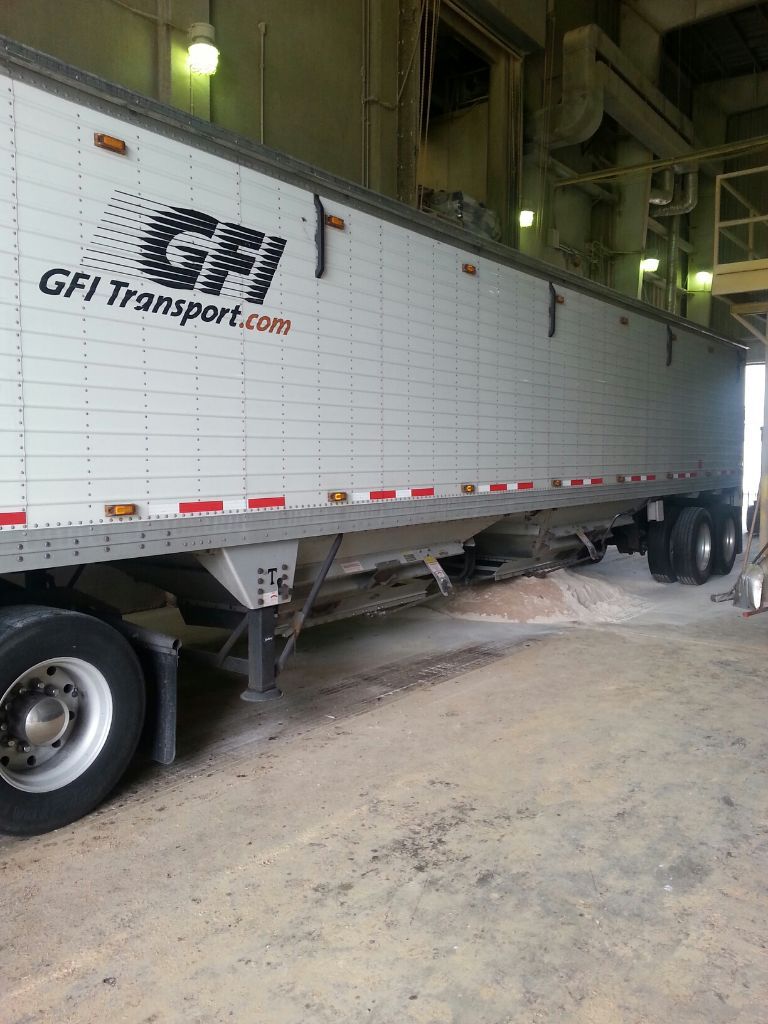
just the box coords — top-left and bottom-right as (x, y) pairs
(189, 605), (282, 701)
(190, 533), (345, 700)
(242, 608), (280, 702)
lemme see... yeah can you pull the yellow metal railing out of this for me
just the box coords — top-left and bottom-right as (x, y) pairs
(715, 166), (768, 269)
(713, 164), (768, 344)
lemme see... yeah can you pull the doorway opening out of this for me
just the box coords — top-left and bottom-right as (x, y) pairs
(414, 6), (519, 243)
(418, 22), (491, 204)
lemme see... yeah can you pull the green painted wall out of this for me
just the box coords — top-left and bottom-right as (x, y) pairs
(0, 0), (211, 112)
(210, 0), (377, 186)
(0, 0), (403, 194)
(0, 0), (159, 97)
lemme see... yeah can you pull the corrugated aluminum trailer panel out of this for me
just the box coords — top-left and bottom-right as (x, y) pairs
(0, 48), (743, 573)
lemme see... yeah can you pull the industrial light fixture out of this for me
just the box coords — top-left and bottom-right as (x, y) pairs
(640, 257), (660, 273)
(694, 270), (713, 289)
(187, 22), (219, 75)
(518, 209), (535, 228)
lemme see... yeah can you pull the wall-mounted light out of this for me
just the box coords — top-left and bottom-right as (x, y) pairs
(518, 209), (534, 228)
(694, 270), (713, 289)
(187, 22), (219, 75)
(640, 257), (660, 273)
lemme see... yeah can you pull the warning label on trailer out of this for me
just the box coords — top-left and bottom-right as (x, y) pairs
(36, 190), (292, 335)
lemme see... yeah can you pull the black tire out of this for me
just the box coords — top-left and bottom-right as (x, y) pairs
(670, 506), (714, 586)
(0, 606), (145, 836)
(647, 508), (680, 583)
(711, 505), (739, 576)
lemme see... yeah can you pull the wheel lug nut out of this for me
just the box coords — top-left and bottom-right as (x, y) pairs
(0, 723), (6, 732)
(70, 688), (79, 698)
(6, 738), (17, 749)
(20, 743), (30, 753)
(45, 685), (59, 697)
(36, 681), (45, 691)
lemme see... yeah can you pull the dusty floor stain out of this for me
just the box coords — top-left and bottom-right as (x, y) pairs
(1, 554), (767, 1023)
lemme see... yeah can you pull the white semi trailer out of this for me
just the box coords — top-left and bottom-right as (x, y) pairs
(0, 39), (744, 834)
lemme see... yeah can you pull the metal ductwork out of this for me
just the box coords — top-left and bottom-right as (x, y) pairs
(534, 25), (693, 162)
(533, 25), (604, 147)
(654, 171), (699, 216)
(658, 175), (698, 313)
(665, 216), (680, 313)
(649, 169), (674, 206)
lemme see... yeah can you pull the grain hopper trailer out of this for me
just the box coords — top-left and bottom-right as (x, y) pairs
(0, 39), (744, 833)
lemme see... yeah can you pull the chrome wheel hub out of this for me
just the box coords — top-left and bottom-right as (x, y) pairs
(0, 659), (112, 793)
(722, 517), (736, 561)
(7, 692), (70, 747)
(696, 522), (712, 573)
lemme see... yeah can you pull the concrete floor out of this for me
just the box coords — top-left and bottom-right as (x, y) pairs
(2, 551), (767, 1023)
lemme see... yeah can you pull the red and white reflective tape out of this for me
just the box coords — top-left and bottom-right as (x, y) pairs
(151, 496), (287, 516)
(352, 487), (435, 502)
(247, 496), (286, 509)
(561, 477), (603, 487)
(719, 469), (738, 476)
(178, 499), (225, 514)
(671, 471), (698, 480)
(0, 510), (26, 527)
(477, 481), (534, 493)
(627, 474), (657, 482)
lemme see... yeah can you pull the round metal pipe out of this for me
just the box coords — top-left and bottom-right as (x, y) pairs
(665, 214), (680, 313)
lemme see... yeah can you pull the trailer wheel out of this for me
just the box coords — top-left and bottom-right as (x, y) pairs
(670, 506), (714, 585)
(646, 509), (680, 583)
(711, 506), (739, 576)
(0, 607), (145, 836)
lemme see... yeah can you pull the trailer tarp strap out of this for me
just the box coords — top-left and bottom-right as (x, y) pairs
(314, 194), (325, 279)
(548, 282), (557, 338)
(666, 325), (676, 367)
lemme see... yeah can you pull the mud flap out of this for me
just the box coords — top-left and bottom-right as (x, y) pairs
(114, 620), (180, 765)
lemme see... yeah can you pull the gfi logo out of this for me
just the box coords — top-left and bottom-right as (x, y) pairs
(83, 191), (287, 304)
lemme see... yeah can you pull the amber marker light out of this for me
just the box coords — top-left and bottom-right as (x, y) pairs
(94, 132), (127, 154)
(105, 503), (136, 516)
(325, 215), (346, 229)
(328, 490), (348, 503)
(461, 483), (476, 494)
(462, 263), (477, 275)
(552, 479), (563, 488)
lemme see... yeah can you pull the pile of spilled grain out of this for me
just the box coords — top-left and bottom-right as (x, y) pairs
(438, 569), (650, 625)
